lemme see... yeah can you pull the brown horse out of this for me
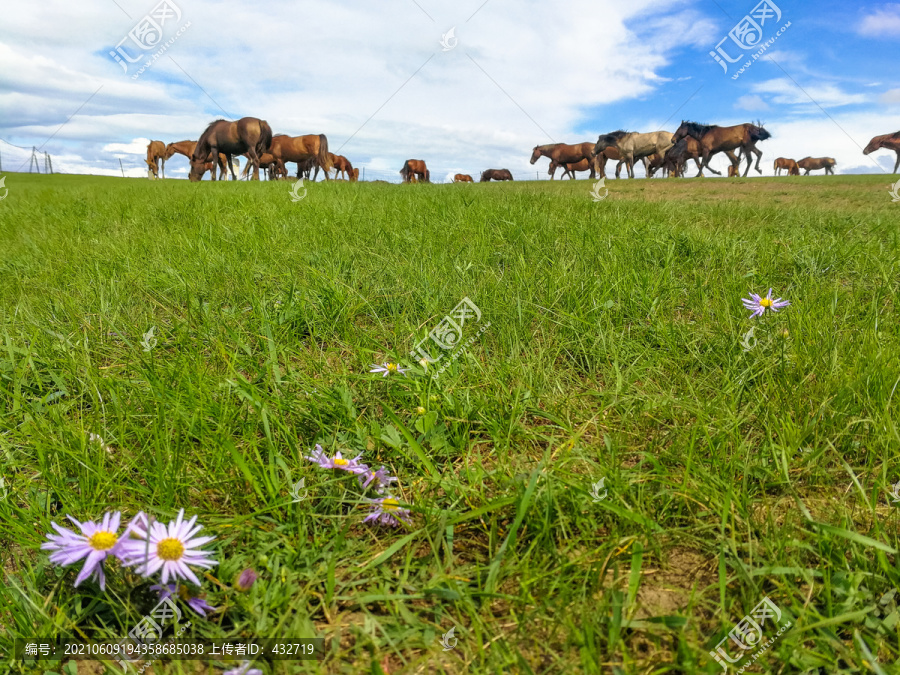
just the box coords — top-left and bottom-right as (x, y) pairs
(550, 158), (591, 179)
(146, 140), (166, 179)
(593, 131), (673, 179)
(329, 153), (354, 180)
(166, 140), (229, 180)
(189, 117), (272, 182)
(773, 157), (799, 176)
(239, 151), (279, 180)
(672, 121), (770, 177)
(797, 157), (836, 175)
(454, 174), (474, 183)
(863, 132), (900, 173)
(592, 147), (627, 180)
(268, 134), (332, 180)
(481, 169), (513, 182)
(400, 159), (429, 183)
(649, 137), (704, 178)
(530, 143), (596, 179)
(350, 167), (359, 182)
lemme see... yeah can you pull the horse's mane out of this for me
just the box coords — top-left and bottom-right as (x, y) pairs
(681, 121), (717, 134)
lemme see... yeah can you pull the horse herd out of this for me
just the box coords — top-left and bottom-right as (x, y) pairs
(145, 116), (900, 184)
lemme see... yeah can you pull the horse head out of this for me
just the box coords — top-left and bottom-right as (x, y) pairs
(529, 146), (543, 164)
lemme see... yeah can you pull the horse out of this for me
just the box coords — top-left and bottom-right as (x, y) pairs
(454, 174), (474, 183)
(530, 143), (596, 179)
(773, 157), (799, 176)
(649, 137), (704, 178)
(797, 157), (836, 175)
(671, 121), (770, 177)
(549, 158), (592, 179)
(189, 117), (272, 182)
(863, 132), (900, 173)
(480, 169), (513, 182)
(330, 153), (354, 180)
(240, 152), (279, 180)
(591, 147), (627, 180)
(268, 134), (332, 180)
(166, 140), (229, 180)
(146, 140), (166, 179)
(400, 159), (429, 183)
(593, 131), (673, 179)
(350, 168), (359, 182)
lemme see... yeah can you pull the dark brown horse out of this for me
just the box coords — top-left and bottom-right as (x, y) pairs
(671, 121), (770, 177)
(166, 140), (229, 180)
(454, 174), (474, 183)
(269, 134), (332, 180)
(480, 169), (513, 182)
(146, 140), (166, 179)
(797, 157), (836, 175)
(649, 137), (704, 178)
(189, 117), (272, 182)
(400, 159), (429, 183)
(530, 143), (595, 179)
(863, 132), (900, 173)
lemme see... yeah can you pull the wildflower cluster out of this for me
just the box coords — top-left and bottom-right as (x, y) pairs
(42, 509), (218, 616)
(306, 444), (410, 527)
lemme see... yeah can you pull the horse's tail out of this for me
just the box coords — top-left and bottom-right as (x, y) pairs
(257, 121), (273, 158)
(317, 135), (333, 172)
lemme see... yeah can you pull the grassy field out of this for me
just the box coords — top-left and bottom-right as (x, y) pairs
(1, 172), (899, 674)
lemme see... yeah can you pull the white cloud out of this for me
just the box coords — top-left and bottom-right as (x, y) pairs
(858, 4), (900, 37)
(749, 78), (869, 109)
(735, 95), (770, 111)
(879, 89), (900, 105)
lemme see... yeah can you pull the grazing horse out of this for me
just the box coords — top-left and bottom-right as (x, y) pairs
(672, 121), (770, 177)
(400, 159), (429, 183)
(329, 153), (354, 180)
(593, 131), (673, 179)
(146, 140), (166, 179)
(863, 132), (900, 173)
(480, 169), (513, 182)
(190, 117), (272, 182)
(350, 168), (359, 182)
(530, 143), (596, 179)
(269, 134), (332, 180)
(454, 174), (474, 183)
(797, 157), (836, 175)
(773, 157), (799, 176)
(166, 140), (229, 179)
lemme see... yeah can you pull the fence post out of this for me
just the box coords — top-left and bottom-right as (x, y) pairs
(119, 158), (126, 178)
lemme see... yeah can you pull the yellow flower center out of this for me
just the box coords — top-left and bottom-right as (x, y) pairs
(157, 538), (185, 561)
(88, 531), (118, 551)
(416, 406), (426, 415)
(759, 298), (773, 308)
(386, 363), (398, 373)
(382, 498), (399, 512)
(333, 458), (349, 467)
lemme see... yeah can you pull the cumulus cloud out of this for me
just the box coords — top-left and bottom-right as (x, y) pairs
(735, 95), (770, 111)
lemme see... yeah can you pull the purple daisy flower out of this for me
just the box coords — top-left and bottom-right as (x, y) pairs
(121, 509), (217, 586)
(224, 662), (262, 675)
(151, 582), (218, 617)
(359, 466), (398, 494)
(364, 496), (412, 527)
(369, 362), (408, 377)
(742, 288), (790, 318)
(41, 511), (132, 590)
(305, 444), (368, 475)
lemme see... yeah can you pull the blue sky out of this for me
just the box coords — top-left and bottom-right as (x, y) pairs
(1, 0), (898, 180)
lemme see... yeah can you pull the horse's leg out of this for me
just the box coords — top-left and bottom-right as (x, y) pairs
(209, 145), (218, 181)
(893, 150), (900, 173)
(615, 160), (624, 179)
(751, 145), (763, 175)
(701, 148), (721, 176)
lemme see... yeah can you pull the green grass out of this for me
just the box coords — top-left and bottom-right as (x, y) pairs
(1, 172), (899, 674)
